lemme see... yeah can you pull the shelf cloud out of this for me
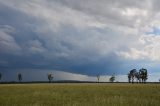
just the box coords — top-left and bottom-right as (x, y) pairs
(0, 0), (160, 81)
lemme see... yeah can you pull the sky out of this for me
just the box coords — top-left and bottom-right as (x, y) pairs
(0, 0), (160, 82)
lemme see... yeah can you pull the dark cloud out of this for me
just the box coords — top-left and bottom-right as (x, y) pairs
(0, 0), (160, 81)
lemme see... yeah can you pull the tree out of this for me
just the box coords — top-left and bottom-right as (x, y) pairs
(139, 68), (148, 83)
(109, 75), (115, 82)
(135, 72), (141, 83)
(47, 73), (53, 83)
(129, 69), (137, 83)
(97, 74), (100, 83)
(18, 73), (22, 82)
(128, 68), (148, 84)
(0, 73), (2, 81)
(128, 73), (131, 83)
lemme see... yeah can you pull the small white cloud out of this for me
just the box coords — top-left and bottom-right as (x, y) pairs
(27, 40), (46, 54)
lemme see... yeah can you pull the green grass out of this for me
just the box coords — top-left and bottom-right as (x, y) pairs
(0, 83), (160, 106)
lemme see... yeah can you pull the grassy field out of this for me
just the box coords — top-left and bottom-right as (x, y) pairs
(0, 83), (160, 106)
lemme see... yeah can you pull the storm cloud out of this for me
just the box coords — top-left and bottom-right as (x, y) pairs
(0, 0), (160, 81)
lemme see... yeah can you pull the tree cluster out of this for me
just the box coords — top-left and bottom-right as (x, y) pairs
(128, 68), (148, 83)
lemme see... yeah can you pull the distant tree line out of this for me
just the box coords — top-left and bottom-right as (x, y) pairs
(96, 74), (116, 83)
(0, 73), (54, 83)
(96, 68), (148, 83)
(128, 68), (148, 83)
(0, 68), (151, 83)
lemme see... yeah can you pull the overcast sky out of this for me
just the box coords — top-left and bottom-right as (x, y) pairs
(0, 0), (160, 82)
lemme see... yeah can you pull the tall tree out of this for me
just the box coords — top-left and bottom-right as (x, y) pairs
(0, 73), (2, 81)
(129, 69), (137, 83)
(97, 74), (100, 83)
(128, 73), (131, 83)
(109, 75), (115, 82)
(47, 74), (53, 83)
(18, 73), (22, 82)
(139, 68), (148, 83)
(144, 69), (148, 83)
(135, 72), (141, 83)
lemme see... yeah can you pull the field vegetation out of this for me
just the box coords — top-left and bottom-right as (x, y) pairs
(0, 83), (160, 106)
